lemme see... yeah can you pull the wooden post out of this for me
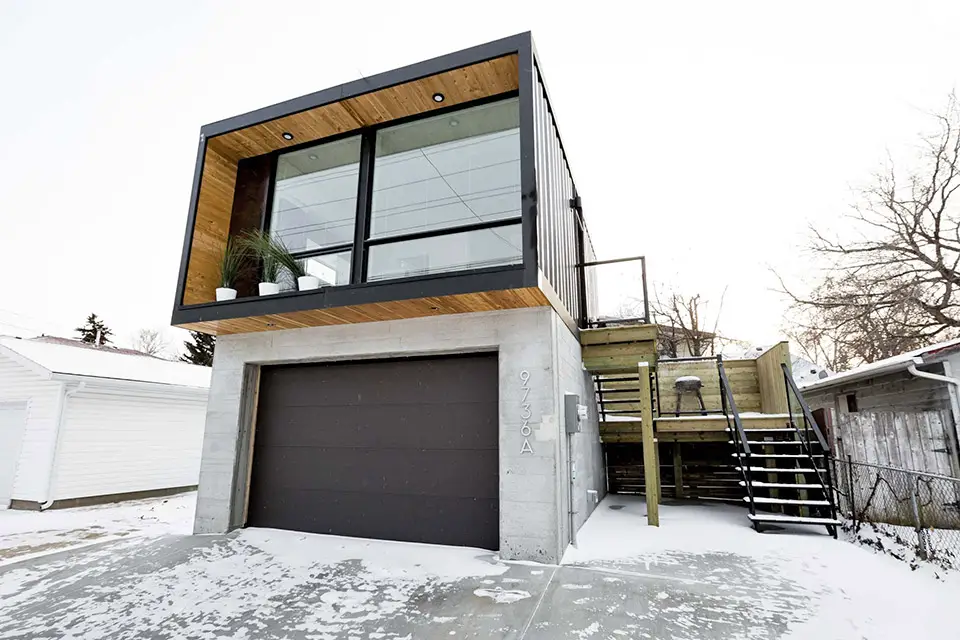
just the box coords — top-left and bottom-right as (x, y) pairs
(639, 362), (659, 525)
(673, 443), (684, 499)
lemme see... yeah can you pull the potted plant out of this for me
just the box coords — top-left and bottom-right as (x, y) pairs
(216, 238), (246, 301)
(275, 250), (320, 291)
(239, 230), (283, 295)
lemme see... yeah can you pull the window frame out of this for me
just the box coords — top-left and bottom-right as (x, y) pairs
(261, 90), (522, 287)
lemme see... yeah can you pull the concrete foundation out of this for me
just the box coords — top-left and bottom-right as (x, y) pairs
(194, 306), (603, 563)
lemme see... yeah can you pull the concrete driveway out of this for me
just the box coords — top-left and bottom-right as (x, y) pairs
(1, 496), (956, 639)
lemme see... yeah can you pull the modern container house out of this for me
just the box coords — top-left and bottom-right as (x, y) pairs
(173, 33), (837, 564)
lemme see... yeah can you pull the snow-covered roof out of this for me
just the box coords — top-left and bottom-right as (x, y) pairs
(0, 337), (211, 389)
(799, 336), (960, 393)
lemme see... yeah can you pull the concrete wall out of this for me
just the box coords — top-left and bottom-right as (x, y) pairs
(195, 306), (601, 563)
(549, 310), (604, 551)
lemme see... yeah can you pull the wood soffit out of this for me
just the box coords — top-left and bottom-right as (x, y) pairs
(177, 287), (550, 335)
(207, 54), (520, 161)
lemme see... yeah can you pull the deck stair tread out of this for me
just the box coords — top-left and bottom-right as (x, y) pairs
(745, 496), (831, 506)
(748, 514), (841, 525)
(733, 453), (823, 458)
(729, 440), (806, 446)
(737, 466), (823, 473)
(740, 480), (824, 489)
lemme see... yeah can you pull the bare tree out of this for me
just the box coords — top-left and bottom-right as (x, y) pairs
(651, 288), (727, 358)
(133, 329), (168, 358)
(782, 94), (960, 368)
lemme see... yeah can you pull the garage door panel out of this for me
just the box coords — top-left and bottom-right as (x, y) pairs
(250, 446), (499, 498)
(249, 490), (498, 549)
(258, 356), (498, 408)
(247, 354), (499, 549)
(253, 403), (498, 450)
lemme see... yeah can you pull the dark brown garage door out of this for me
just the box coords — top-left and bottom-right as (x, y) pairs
(246, 353), (499, 550)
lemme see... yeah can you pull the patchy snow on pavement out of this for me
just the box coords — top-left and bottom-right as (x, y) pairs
(563, 494), (960, 640)
(0, 491), (195, 565)
(0, 528), (509, 639)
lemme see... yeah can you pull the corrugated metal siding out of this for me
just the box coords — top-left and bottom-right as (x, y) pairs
(532, 64), (582, 325)
(0, 352), (59, 502)
(53, 391), (206, 500)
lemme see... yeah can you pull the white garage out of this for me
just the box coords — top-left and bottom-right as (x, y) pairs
(0, 336), (210, 509)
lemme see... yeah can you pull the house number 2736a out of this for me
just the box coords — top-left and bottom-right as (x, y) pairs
(520, 370), (534, 455)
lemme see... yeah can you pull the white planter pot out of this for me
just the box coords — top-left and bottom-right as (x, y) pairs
(298, 275), (321, 291)
(259, 282), (281, 296)
(215, 287), (237, 301)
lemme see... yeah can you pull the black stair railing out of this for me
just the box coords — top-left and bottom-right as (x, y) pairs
(718, 356), (755, 516)
(781, 362), (839, 528)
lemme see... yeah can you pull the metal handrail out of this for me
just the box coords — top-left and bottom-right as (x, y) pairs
(781, 362), (838, 525)
(781, 363), (829, 452)
(718, 356), (755, 514)
(718, 358), (751, 456)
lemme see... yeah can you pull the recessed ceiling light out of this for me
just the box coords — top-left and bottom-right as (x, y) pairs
(282, 132), (294, 140)
(449, 118), (459, 127)
(432, 93), (444, 103)
(308, 154), (318, 160)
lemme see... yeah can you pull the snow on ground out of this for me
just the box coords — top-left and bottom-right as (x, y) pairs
(564, 495), (960, 639)
(0, 528), (510, 639)
(0, 491), (195, 565)
(841, 519), (960, 575)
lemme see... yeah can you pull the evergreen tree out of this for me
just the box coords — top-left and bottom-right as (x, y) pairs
(180, 331), (215, 366)
(74, 313), (113, 345)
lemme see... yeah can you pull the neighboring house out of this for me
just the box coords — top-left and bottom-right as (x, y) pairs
(170, 33), (609, 564)
(740, 345), (833, 385)
(0, 336), (210, 510)
(801, 338), (960, 478)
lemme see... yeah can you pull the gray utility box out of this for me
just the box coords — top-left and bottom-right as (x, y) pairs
(564, 393), (588, 434)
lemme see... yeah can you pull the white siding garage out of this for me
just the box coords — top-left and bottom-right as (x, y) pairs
(0, 336), (210, 509)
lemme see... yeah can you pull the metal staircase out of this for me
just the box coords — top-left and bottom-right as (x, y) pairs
(725, 360), (839, 537)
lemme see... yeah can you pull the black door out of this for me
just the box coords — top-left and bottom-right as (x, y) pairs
(247, 353), (499, 550)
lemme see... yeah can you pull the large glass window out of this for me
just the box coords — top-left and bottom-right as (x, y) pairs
(367, 224), (522, 281)
(370, 98), (520, 240)
(270, 135), (361, 253)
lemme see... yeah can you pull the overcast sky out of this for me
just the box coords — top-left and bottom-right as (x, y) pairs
(1, 1), (959, 352)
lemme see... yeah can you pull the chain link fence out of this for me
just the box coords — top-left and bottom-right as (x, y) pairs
(832, 456), (960, 571)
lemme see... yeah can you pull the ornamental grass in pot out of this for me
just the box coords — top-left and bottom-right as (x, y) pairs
(215, 238), (246, 301)
(239, 230), (284, 295)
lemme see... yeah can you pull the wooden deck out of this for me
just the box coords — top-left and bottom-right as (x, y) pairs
(600, 414), (795, 443)
(580, 323), (797, 525)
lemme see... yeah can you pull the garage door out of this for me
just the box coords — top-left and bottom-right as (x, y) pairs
(246, 353), (499, 549)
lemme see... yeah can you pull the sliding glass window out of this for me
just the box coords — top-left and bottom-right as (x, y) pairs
(269, 135), (361, 286)
(367, 97), (522, 281)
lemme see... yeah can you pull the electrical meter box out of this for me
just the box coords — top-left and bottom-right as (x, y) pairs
(564, 393), (587, 434)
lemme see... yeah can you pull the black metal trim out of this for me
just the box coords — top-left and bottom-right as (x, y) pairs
(172, 264), (527, 326)
(517, 35), (538, 288)
(352, 132), (376, 283)
(200, 33), (529, 138)
(172, 135), (208, 310)
(365, 217), (522, 247)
